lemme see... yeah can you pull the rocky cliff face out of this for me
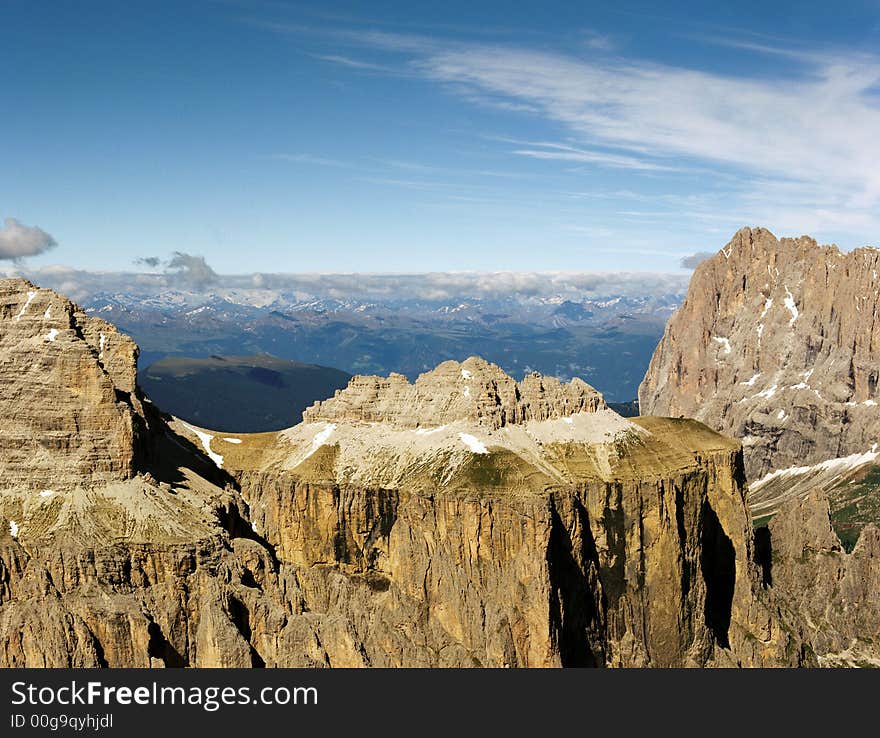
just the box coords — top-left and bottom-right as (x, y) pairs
(637, 229), (880, 665)
(639, 227), (880, 482)
(0, 279), (809, 667)
(227, 361), (805, 667)
(0, 278), (149, 492)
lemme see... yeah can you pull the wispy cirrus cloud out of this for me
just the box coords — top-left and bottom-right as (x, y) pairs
(296, 24), (880, 243)
(415, 44), (880, 192)
(580, 29), (615, 52)
(268, 152), (349, 167)
(510, 141), (679, 172)
(308, 52), (394, 72)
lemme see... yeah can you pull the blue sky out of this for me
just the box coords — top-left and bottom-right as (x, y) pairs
(3, 0), (880, 273)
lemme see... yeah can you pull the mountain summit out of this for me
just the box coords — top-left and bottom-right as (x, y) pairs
(638, 229), (880, 665)
(640, 227), (880, 480)
(0, 278), (150, 492)
(303, 356), (606, 429)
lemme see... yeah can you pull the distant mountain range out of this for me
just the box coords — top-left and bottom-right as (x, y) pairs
(607, 399), (639, 417)
(2, 268), (687, 403)
(139, 354), (351, 432)
(82, 291), (678, 404)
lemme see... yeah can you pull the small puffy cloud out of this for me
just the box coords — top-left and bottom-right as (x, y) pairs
(679, 252), (713, 269)
(166, 252), (218, 289)
(0, 218), (57, 260)
(136, 256), (161, 268)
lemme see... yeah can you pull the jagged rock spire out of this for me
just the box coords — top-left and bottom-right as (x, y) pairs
(303, 356), (605, 429)
(639, 227), (880, 479)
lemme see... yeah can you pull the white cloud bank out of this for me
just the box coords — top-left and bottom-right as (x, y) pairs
(1, 263), (690, 304)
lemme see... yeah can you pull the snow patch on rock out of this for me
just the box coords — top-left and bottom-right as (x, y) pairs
(783, 286), (799, 326)
(180, 422), (224, 468)
(415, 426), (446, 435)
(299, 422), (337, 463)
(756, 384), (779, 399)
(13, 291), (36, 321)
(459, 432), (489, 454)
(740, 373), (761, 387)
(751, 446), (880, 491)
(713, 336), (732, 355)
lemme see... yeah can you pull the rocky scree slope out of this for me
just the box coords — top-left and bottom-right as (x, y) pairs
(758, 492), (880, 667)
(0, 278), (808, 667)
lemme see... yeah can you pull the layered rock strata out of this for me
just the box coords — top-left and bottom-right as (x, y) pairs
(303, 356), (605, 429)
(229, 361), (805, 667)
(0, 278), (148, 492)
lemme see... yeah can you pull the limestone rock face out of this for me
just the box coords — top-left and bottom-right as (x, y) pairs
(0, 280), (809, 667)
(0, 278), (148, 492)
(231, 396), (805, 667)
(764, 492), (880, 667)
(303, 356), (605, 429)
(639, 227), (880, 481)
